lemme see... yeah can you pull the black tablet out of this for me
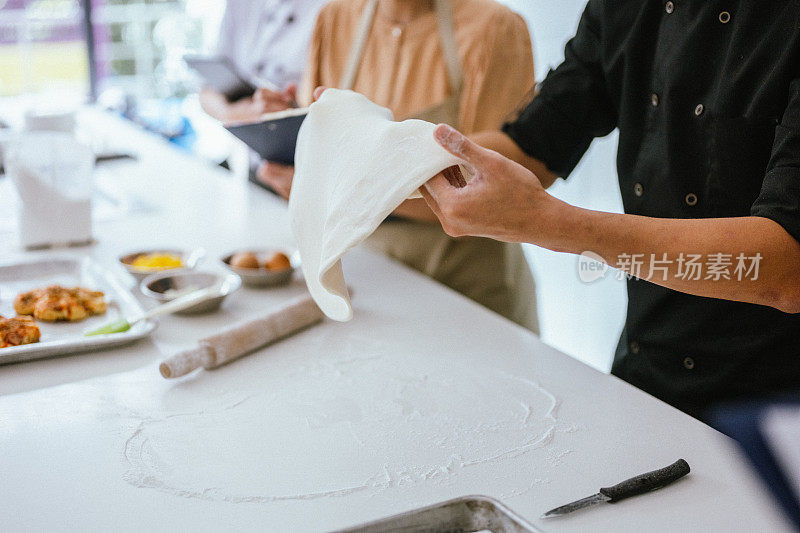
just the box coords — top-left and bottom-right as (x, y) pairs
(184, 54), (257, 102)
(226, 108), (308, 165)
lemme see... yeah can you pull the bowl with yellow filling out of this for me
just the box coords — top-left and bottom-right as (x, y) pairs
(119, 248), (204, 281)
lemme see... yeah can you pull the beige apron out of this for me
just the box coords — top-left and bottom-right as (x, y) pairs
(340, 0), (538, 332)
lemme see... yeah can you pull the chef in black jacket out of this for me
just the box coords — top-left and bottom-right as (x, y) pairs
(419, 0), (800, 417)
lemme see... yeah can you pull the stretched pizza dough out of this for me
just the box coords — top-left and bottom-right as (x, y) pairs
(289, 89), (468, 321)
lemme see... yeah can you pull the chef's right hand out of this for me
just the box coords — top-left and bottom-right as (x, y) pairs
(212, 84), (297, 124)
(220, 96), (267, 123)
(421, 124), (559, 243)
(257, 161), (295, 200)
(253, 84), (298, 113)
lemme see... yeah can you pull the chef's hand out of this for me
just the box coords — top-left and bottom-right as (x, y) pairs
(313, 86), (328, 101)
(421, 124), (567, 244)
(221, 96), (266, 123)
(257, 161), (294, 200)
(253, 84), (298, 113)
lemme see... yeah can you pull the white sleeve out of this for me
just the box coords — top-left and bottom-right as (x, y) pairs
(215, 1), (236, 58)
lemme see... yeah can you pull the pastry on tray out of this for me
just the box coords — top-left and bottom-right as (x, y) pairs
(0, 315), (41, 348)
(14, 285), (107, 322)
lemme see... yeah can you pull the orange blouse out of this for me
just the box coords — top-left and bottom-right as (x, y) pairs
(299, 0), (535, 134)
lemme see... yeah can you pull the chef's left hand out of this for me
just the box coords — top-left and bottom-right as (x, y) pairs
(257, 161), (294, 200)
(313, 86), (328, 101)
(421, 124), (568, 245)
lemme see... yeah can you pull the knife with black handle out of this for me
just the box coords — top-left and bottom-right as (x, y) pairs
(541, 459), (691, 518)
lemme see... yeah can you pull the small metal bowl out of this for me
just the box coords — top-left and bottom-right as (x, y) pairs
(140, 269), (241, 315)
(119, 248), (204, 281)
(221, 249), (296, 287)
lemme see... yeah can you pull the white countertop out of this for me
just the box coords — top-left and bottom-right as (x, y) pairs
(0, 110), (791, 532)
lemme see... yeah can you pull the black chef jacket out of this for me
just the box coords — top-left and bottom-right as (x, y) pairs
(503, 0), (800, 416)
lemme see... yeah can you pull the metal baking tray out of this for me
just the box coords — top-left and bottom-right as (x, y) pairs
(0, 257), (156, 365)
(334, 495), (542, 533)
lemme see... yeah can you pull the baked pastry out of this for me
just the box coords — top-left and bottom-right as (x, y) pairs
(76, 288), (107, 315)
(14, 285), (106, 322)
(13, 290), (38, 316)
(33, 289), (89, 322)
(0, 315), (41, 348)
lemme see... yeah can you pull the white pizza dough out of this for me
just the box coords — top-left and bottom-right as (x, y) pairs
(289, 89), (468, 321)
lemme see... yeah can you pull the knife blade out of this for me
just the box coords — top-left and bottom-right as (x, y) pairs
(541, 458), (691, 519)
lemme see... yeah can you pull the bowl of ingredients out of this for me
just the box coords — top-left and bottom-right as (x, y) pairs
(119, 248), (204, 281)
(221, 249), (296, 287)
(140, 269), (241, 315)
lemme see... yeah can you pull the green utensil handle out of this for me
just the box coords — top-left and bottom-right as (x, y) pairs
(600, 459), (691, 502)
(85, 318), (131, 336)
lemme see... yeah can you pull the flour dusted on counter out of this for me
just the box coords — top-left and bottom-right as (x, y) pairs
(122, 352), (563, 503)
(289, 89), (469, 321)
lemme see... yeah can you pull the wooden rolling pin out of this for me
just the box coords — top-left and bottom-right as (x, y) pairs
(159, 293), (324, 379)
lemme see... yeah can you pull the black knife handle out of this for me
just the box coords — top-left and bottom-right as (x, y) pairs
(599, 459), (690, 502)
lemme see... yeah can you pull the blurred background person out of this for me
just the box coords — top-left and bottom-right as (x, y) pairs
(199, 0), (327, 123)
(258, 0), (539, 331)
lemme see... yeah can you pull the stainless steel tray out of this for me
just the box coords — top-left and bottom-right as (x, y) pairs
(0, 257), (156, 365)
(334, 495), (541, 533)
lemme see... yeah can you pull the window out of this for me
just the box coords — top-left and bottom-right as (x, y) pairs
(91, 0), (205, 99)
(0, 0), (221, 101)
(0, 0), (89, 98)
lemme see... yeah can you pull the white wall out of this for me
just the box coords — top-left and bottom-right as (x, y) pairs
(498, 0), (627, 372)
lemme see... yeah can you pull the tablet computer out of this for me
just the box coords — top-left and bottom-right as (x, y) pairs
(184, 54), (258, 102)
(226, 108), (308, 165)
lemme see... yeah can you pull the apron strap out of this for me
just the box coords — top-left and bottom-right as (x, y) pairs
(340, 0), (463, 96)
(434, 0), (463, 95)
(339, 0), (379, 90)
